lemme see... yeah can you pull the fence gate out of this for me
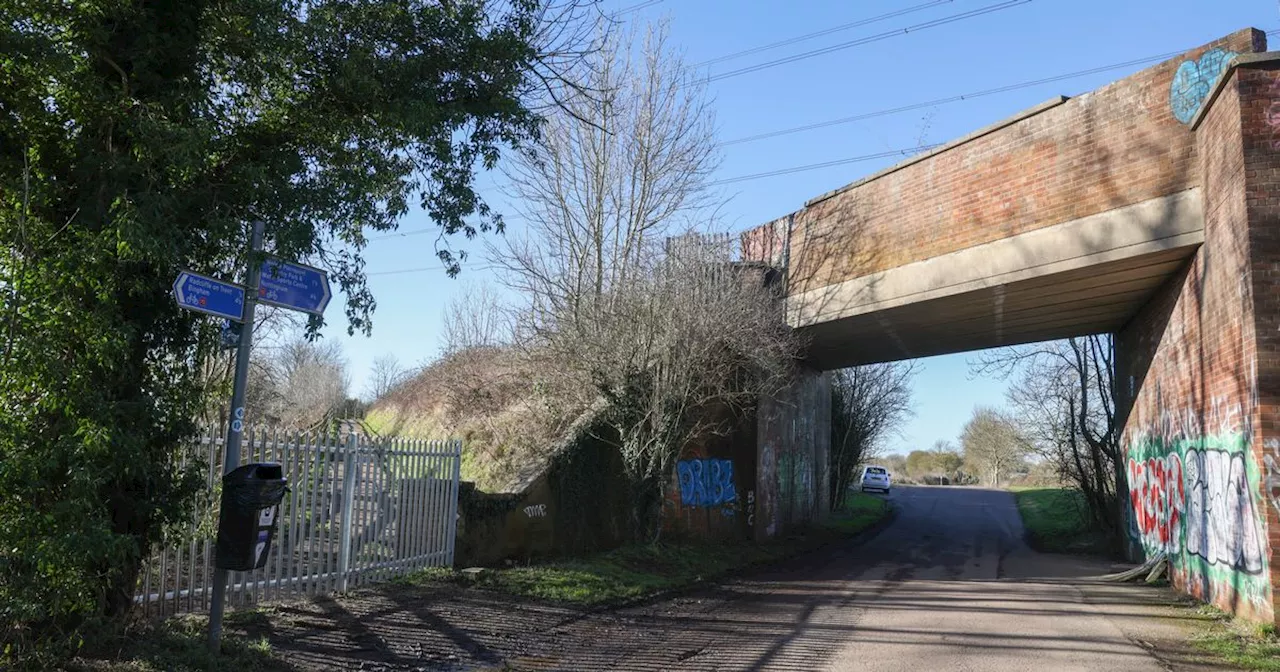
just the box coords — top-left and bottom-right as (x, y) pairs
(135, 427), (462, 617)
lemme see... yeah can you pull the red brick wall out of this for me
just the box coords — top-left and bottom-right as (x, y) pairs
(1116, 62), (1278, 623)
(742, 29), (1266, 297)
(1239, 63), (1280, 622)
(663, 404), (758, 541)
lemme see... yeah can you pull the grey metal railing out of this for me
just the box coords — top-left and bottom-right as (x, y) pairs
(134, 425), (461, 617)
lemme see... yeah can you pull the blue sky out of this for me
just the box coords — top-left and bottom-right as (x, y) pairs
(319, 0), (1278, 454)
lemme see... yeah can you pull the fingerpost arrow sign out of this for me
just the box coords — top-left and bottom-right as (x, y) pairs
(257, 257), (332, 316)
(172, 270), (246, 322)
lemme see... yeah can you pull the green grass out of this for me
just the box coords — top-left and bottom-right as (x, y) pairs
(1189, 606), (1280, 670)
(400, 491), (891, 606)
(61, 612), (287, 672)
(1011, 487), (1109, 554)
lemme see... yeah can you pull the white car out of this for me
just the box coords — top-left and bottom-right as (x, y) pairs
(859, 465), (892, 493)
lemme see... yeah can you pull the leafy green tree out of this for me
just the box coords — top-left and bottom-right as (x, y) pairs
(0, 0), (572, 660)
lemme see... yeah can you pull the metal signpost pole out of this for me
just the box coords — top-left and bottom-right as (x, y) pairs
(208, 220), (265, 651)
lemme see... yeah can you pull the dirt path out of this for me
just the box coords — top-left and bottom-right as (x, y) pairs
(244, 486), (1227, 671)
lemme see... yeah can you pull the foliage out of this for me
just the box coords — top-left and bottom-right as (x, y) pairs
(62, 613), (285, 672)
(973, 336), (1120, 542)
(960, 407), (1030, 487)
(1012, 487), (1108, 554)
(0, 0), (569, 662)
(904, 448), (964, 484)
(401, 492), (889, 605)
(1190, 607), (1280, 671)
(823, 490), (892, 535)
(828, 363), (916, 510)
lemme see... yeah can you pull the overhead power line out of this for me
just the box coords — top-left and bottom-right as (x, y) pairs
(722, 54), (1178, 146)
(612, 0), (663, 16)
(720, 27), (1280, 147)
(696, 0), (954, 68)
(700, 0), (1033, 85)
(709, 144), (944, 186)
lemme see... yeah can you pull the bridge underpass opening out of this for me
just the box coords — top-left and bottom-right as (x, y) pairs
(741, 27), (1280, 624)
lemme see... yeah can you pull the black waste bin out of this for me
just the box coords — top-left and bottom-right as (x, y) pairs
(214, 463), (288, 571)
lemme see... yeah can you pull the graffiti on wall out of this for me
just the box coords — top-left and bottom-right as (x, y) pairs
(777, 451), (813, 510)
(746, 490), (756, 527)
(761, 445), (777, 537)
(1170, 48), (1238, 124)
(1128, 443), (1266, 573)
(1125, 383), (1270, 611)
(523, 504), (546, 518)
(677, 458), (737, 508)
(1264, 439), (1280, 518)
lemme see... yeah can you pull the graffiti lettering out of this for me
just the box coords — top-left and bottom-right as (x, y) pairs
(1170, 48), (1237, 124)
(1265, 79), (1280, 150)
(677, 458), (737, 508)
(1129, 453), (1184, 555)
(523, 504), (546, 518)
(746, 490), (756, 527)
(1184, 450), (1265, 573)
(1128, 449), (1265, 574)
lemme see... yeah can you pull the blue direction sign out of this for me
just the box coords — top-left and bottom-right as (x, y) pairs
(258, 257), (331, 316)
(172, 271), (246, 321)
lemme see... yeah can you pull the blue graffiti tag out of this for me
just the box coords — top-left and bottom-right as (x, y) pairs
(1170, 48), (1237, 125)
(677, 458), (738, 508)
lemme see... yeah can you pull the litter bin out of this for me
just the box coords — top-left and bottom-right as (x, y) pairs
(214, 463), (288, 571)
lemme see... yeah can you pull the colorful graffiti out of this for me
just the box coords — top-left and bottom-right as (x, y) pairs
(1126, 432), (1269, 609)
(676, 458), (737, 508)
(1170, 48), (1237, 124)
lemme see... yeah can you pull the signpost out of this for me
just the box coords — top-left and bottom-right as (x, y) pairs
(172, 271), (245, 322)
(258, 257), (331, 315)
(170, 230), (333, 652)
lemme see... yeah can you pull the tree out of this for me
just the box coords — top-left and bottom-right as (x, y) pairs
(249, 337), (351, 429)
(441, 282), (510, 354)
(491, 19), (719, 330)
(365, 354), (410, 402)
(972, 336), (1120, 540)
(0, 0), (586, 658)
(828, 362), (917, 509)
(489, 22), (792, 541)
(960, 407), (1029, 487)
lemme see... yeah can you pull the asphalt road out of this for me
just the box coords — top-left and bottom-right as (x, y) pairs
(542, 485), (1205, 672)
(265, 486), (1215, 672)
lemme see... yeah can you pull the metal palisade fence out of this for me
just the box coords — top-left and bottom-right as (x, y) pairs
(135, 425), (462, 617)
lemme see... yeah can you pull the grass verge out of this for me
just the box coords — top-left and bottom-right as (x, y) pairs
(1010, 486), (1109, 554)
(61, 611), (287, 672)
(399, 491), (891, 606)
(1188, 606), (1280, 671)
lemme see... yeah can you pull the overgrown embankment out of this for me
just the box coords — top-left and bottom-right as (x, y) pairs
(364, 346), (576, 493)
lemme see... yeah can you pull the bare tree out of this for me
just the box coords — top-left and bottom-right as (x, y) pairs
(441, 281), (510, 354)
(829, 362), (917, 509)
(365, 354), (410, 402)
(972, 335), (1120, 538)
(248, 336), (351, 429)
(547, 237), (798, 539)
(491, 19), (720, 329)
(960, 407), (1029, 487)
(489, 21), (796, 540)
